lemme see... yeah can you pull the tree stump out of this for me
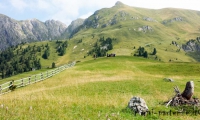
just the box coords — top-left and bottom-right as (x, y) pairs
(166, 81), (199, 107)
(181, 81), (194, 100)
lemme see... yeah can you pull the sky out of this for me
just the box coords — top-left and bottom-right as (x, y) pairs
(0, 0), (199, 26)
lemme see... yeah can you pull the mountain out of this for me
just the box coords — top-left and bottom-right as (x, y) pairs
(0, 14), (67, 50)
(66, 18), (85, 34)
(65, 1), (200, 62)
(1, 1), (200, 62)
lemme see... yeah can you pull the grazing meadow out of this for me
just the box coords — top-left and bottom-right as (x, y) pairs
(0, 56), (200, 119)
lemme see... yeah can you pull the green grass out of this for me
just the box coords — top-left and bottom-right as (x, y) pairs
(0, 56), (200, 119)
(1, 4), (200, 119)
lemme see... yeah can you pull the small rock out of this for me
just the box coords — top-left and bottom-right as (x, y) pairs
(128, 96), (148, 115)
(163, 78), (174, 82)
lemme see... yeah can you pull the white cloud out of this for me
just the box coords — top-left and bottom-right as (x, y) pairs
(1, 0), (200, 26)
(52, 0), (80, 17)
(80, 12), (93, 19)
(9, 0), (28, 11)
(36, 0), (51, 10)
(120, 0), (200, 10)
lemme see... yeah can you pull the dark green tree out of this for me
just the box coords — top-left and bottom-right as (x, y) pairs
(152, 48), (157, 55)
(37, 59), (41, 69)
(42, 49), (50, 59)
(52, 62), (56, 68)
(143, 51), (148, 58)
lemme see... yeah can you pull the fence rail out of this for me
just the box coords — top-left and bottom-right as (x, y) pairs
(0, 62), (76, 95)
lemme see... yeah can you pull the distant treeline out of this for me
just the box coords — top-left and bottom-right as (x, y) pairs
(0, 44), (42, 79)
(0, 40), (68, 79)
(134, 46), (157, 58)
(56, 40), (68, 56)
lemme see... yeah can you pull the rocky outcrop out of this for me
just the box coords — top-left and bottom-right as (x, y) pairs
(163, 17), (183, 24)
(182, 38), (200, 52)
(130, 16), (139, 20)
(45, 20), (67, 39)
(0, 14), (67, 50)
(66, 19), (85, 33)
(143, 17), (157, 22)
(115, 1), (124, 6)
(138, 26), (153, 32)
(21, 19), (48, 40)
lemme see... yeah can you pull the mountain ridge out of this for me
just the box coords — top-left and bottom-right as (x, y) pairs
(1, 1), (200, 62)
(64, 1), (200, 62)
(0, 14), (67, 50)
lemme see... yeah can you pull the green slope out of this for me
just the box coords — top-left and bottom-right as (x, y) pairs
(0, 40), (70, 83)
(65, 2), (200, 62)
(2, 1), (200, 84)
(1, 56), (200, 119)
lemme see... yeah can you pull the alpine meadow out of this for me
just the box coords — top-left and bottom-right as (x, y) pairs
(0, 1), (200, 120)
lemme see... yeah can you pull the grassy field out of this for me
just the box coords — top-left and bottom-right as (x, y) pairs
(0, 56), (200, 119)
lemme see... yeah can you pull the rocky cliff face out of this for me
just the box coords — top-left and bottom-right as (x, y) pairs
(45, 20), (67, 39)
(64, 18), (85, 38)
(182, 37), (200, 52)
(0, 14), (67, 50)
(66, 18), (85, 33)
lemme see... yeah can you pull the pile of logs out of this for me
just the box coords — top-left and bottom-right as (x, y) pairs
(166, 81), (200, 107)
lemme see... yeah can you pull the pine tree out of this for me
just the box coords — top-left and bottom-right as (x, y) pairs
(42, 49), (50, 59)
(143, 51), (148, 58)
(37, 59), (41, 69)
(52, 62), (56, 68)
(152, 48), (157, 55)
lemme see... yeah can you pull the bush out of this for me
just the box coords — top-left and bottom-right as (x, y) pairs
(52, 62), (56, 68)
(9, 85), (17, 91)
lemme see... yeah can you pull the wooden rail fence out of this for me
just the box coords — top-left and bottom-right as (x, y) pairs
(0, 62), (76, 95)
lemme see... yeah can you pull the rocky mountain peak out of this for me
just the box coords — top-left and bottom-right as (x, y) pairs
(66, 18), (85, 33)
(115, 1), (124, 6)
(0, 14), (68, 50)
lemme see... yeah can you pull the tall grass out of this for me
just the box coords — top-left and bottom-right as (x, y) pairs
(0, 56), (200, 119)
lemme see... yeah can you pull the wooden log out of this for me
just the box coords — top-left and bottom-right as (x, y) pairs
(181, 81), (194, 100)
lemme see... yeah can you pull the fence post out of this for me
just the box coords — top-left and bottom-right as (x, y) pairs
(21, 78), (24, 87)
(47, 71), (48, 78)
(52, 70), (54, 76)
(29, 76), (31, 84)
(0, 86), (2, 94)
(35, 75), (37, 83)
(41, 73), (43, 80)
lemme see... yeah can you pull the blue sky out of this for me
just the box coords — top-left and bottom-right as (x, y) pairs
(0, 0), (199, 25)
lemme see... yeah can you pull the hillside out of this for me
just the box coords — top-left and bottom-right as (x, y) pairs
(0, 14), (67, 50)
(0, 40), (69, 81)
(1, 1), (200, 62)
(65, 1), (200, 62)
(1, 2), (200, 119)
(1, 56), (200, 119)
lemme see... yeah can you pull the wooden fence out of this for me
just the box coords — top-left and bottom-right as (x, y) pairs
(0, 62), (76, 95)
